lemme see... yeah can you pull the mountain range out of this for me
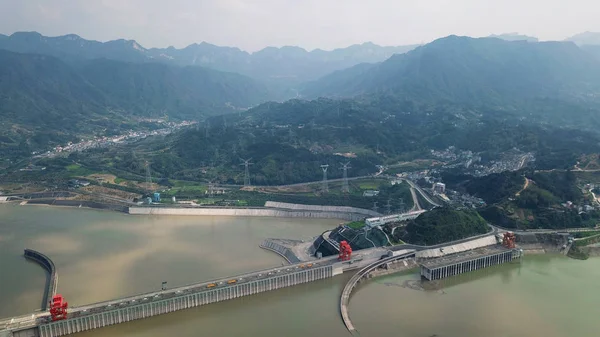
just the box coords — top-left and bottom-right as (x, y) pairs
(4, 30), (600, 162)
(0, 48), (270, 159)
(566, 31), (600, 46)
(0, 32), (419, 83)
(488, 33), (538, 42)
(302, 36), (600, 106)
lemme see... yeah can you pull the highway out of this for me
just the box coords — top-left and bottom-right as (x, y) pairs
(404, 179), (442, 208)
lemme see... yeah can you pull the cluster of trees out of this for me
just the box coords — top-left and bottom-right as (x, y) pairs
(480, 205), (600, 230)
(443, 170), (525, 204)
(394, 208), (489, 245)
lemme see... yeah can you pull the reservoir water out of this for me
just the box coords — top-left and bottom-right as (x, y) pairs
(1, 204), (599, 337)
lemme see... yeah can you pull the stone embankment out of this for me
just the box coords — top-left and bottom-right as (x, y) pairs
(260, 239), (302, 263)
(28, 199), (129, 212)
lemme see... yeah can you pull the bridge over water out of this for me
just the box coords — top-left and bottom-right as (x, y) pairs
(1, 245), (389, 337)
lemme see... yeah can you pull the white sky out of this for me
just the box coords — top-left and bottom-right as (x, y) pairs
(0, 0), (598, 52)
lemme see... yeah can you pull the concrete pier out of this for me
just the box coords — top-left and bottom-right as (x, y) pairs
(23, 250), (58, 311)
(420, 247), (522, 281)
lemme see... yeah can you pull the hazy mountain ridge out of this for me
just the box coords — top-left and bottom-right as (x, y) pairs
(489, 33), (538, 42)
(0, 32), (419, 82)
(566, 31), (600, 45)
(0, 48), (269, 159)
(303, 35), (600, 104)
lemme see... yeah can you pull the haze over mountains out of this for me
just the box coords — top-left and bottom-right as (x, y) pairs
(0, 32), (419, 82)
(3, 30), (600, 161)
(303, 36), (600, 104)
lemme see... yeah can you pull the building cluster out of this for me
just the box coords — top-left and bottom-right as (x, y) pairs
(562, 200), (597, 213)
(34, 121), (196, 159)
(445, 190), (486, 209)
(431, 146), (534, 177)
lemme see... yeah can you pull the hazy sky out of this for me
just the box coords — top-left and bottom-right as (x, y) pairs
(0, 0), (598, 52)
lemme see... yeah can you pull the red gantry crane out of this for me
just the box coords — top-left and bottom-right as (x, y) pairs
(338, 240), (352, 261)
(50, 294), (68, 321)
(502, 232), (516, 249)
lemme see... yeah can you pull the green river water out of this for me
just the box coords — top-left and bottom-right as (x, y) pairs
(0, 204), (598, 337)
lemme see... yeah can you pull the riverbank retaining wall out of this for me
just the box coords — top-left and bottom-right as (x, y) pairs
(27, 199), (129, 213)
(36, 265), (334, 337)
(259, 240), (301, 263)
(264, 202), (381, 217)
(128, 207), (364, 221)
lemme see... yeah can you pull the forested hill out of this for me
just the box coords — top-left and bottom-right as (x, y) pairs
(400, 208), (489, 245)
(0, 49), (268, 120)
(303, 36), (600, 105)
(0, 49), (269, 160)
(114, 96), (600, 185)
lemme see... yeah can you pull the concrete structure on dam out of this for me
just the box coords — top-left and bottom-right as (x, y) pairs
(128, 203), (375, 221)
(420, 246), (522, 281)
(23, 249), (58, 311)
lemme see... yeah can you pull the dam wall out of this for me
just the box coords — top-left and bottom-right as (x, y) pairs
(37, 265), (334, 337)
(24, 249), (58, 311)
(128, 207), (364, 221)
(264, 202), (381, 217)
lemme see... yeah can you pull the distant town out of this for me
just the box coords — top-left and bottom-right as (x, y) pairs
(32, 120), (196, 159)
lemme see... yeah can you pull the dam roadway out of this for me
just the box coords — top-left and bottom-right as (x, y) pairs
(1, 247), (389, 337)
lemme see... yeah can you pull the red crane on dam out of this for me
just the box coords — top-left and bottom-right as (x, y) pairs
(338, 241), (352, 261)
(50, 294), (68, 321)
(502, 232), (516, 249)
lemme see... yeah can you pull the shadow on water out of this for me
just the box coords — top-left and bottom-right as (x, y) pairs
(24, 257), (51, 310)
(375, 261), (523, 293)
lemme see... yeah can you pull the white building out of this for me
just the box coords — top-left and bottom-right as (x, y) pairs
(433, 182), (446, 194)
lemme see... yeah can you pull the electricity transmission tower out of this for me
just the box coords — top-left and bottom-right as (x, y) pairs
(145, 161), (152, 193)
(340, 162), (351, 194)
(320, 164), (329, 193)
(240, 158), (253, 186)
(208, 181), (215, 198)
(372, 201), (379, 213)
(385, 199), (392, 215)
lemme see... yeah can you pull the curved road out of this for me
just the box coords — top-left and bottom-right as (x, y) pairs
(340, 251), (416, 333)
